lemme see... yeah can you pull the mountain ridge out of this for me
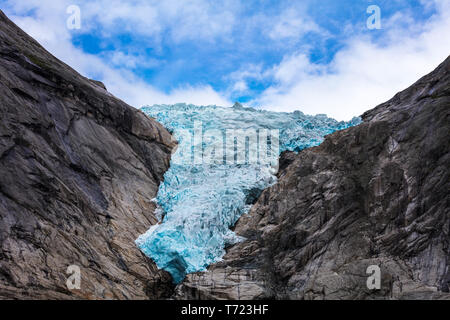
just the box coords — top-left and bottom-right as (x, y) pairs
(176, 56), (450, 299)
(0, 9), (448, 300)
(0, 10), (176, 299)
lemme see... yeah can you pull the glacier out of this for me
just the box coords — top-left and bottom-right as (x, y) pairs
(136, 103), (361, 283)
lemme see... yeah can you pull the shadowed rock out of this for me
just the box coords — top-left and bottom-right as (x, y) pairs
(0, 10), (176, 299)
(176, 56), (450, 300)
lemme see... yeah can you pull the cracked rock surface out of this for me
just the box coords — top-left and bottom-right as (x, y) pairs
(0, 11), (176, 299)
(176, 56), (450, 300)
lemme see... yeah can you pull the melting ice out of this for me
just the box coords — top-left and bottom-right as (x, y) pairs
(136, 103), (360, 283)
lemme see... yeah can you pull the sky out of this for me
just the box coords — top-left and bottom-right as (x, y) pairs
(1, 0), (449, 120)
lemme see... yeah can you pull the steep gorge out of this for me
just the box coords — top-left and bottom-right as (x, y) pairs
(0, 9), (448, 300)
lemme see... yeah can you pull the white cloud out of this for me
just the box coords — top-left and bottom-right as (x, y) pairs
(3, 0), (450, 120)
(226, 63), (266, 95)
(268, 7), (323, 40)
(81, 0), (238, 44)
(4, 0), (232, 108)
(252, 0), (450, 120)
(108, 51), (160, 70)
(231, 81), (249, 94)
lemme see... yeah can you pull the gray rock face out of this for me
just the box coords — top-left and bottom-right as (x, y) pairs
(0, 11), (176, 299)
(176, 56), (450, 300)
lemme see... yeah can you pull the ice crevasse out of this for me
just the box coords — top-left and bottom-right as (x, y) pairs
(136, 103), (361, 283)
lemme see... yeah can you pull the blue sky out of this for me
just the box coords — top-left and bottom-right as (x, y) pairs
(1, 0), (450, 120)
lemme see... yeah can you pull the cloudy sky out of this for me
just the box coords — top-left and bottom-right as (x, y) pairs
(1, 0), (449, 120)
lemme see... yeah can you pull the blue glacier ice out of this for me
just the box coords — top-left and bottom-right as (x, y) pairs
(136, 103), (361, 283)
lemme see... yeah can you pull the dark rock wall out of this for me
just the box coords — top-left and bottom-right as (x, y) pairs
(0, 11), (176, 299)
(0, 8), (448, 301)
(176, 56), (450, 300)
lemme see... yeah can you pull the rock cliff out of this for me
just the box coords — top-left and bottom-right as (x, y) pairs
(0, 9), (448, 301)
(176, 56), (450, 300)
(0, 11), (176, 299)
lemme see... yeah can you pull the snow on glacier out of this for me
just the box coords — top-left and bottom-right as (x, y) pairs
(136, 103), (361, 283)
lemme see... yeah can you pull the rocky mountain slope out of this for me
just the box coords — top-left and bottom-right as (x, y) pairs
(0, 9), (448, 301)
(176, 56), (450, 300)
(0, 11), (176, 299)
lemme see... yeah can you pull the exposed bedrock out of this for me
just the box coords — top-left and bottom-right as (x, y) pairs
(0, 8), (448, 300)
(176, 56), (450, 300)
(0, 11), (176, 299)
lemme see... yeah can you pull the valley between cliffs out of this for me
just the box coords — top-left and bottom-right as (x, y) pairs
(0, 9), (448, 300)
